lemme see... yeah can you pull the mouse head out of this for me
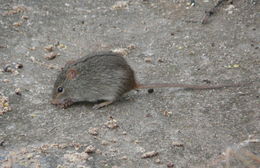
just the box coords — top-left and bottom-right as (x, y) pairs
(51, 68), (80, 108)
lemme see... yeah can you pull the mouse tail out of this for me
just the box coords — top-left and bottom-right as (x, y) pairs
(135, 83), (242, 90)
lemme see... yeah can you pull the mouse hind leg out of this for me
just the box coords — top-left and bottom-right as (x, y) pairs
(92, 101), (114, 110)
(92, 94), (117, 110)
(92, 85), (128, 109)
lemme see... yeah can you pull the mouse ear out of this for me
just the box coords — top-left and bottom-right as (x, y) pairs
(66, 69), (78, 80)
(65, 60), (76, 66)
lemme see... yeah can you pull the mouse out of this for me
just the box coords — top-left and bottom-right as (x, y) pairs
(51, 52), (242, 109)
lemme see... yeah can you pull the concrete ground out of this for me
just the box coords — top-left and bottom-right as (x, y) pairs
(0, 0), (259, 167)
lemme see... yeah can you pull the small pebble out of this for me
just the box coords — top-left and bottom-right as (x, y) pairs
(144, 57), (152, 63)
(172, 141), (184, 147)
(21, 15), (29, 20)
(162, 110), (172, 117)
(167, 162), (174, 168)
(88, 127), (98, 136)
(44, 45), (54, 52)
(29, 47), (36, 50)
(101, 140), (109, 146)
(110, 139), (117, 143)
(3, 79), (10, 83)
(127, 44), (136, 50)
(15, 88), (22, 95)
(96, 149), (102, 154)
(134, 140), (141, 144)
(13, 22), (22, 27)
(145, 113), (152, 117)
(44, 52), (59, 60)
(148, 88), (154, 93)
(84, 145), (95, 153)
(111, 1), (129, 10)
(27, 153), (34, 159)
(105, 119), (119, 129)
(155, 158), (161, 164)
(57, 43), (66, 49)
(110, 148), (117, 152)
(0, 96), (12, 115)
(15, 63), (23, 69)
(141, 151), (158, 158)
(13, 70), (19, 75)
(157, 58), (164, 62)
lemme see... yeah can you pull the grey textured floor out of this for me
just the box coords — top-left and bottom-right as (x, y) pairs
(0, 0), (259, 167)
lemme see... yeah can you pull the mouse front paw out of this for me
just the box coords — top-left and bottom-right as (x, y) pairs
(51, 98), (74, 109)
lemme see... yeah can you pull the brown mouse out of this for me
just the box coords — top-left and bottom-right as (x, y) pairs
(51, 52), (241, 109)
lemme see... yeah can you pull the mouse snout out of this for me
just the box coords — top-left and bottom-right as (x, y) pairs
(51, 98), (60, 105)
(51, 98), (75, 108)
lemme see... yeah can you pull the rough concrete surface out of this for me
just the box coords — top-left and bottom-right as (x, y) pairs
(0, 0), (259, 168)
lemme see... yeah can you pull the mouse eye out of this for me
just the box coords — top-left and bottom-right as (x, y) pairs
(57, 87), (64, 93)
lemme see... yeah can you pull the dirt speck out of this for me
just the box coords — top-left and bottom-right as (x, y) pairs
(88, 127), (99, 136)
(104, 118), (119, 129)
(84, 145), (95, 153)
(141, 151), (158, 158)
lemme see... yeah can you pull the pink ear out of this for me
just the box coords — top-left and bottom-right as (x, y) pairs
(66, 69), (78, 80)
(65, 60), (76, 66)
